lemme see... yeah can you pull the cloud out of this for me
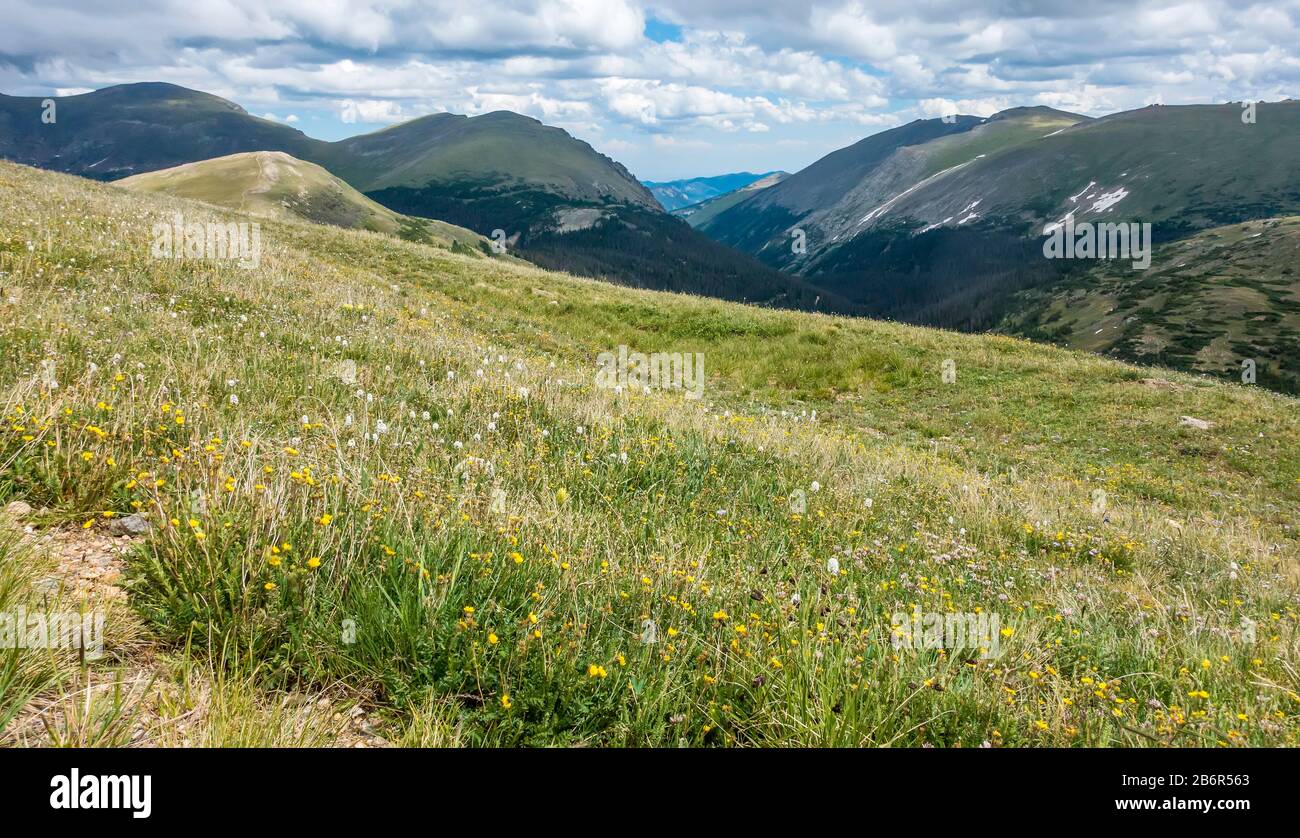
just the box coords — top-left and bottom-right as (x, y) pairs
(1, 0), (1297, 176)
(337, 98), (410, 124)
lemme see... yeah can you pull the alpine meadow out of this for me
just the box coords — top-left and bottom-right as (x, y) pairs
(0, 0), (1298, 765)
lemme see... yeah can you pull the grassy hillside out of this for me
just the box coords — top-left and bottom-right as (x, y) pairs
(2, 159), (1298, 747)
(1003, 216), (1300, 394)
(117, 151), (488, 249)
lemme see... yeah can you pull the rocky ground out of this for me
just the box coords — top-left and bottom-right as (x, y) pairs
(1, 502), (391, 748)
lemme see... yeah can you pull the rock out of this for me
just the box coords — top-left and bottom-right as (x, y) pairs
(1141, 377), (1176, 390)
(4, 500), (32, 519)
(111, 513), (152, 536)
(1179, 415), (1212, 430)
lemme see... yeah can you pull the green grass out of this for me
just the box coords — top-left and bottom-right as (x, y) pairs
(2, 159), (1299, 747)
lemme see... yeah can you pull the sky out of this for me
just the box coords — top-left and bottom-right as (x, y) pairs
(1, 1), (1297, 181)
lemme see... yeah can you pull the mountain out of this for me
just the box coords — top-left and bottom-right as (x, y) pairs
(0, 82), (318, 179)
(673, 171), (788, 228)
(644, 171), (784, 212)
(117, 151), (489, 250)
(1002, 215), (1300, 394)
(698, 102), (1300, 386)
(4, 158), (1298, 747)
(1, 83), (848, 313)
(699, 106), (1088, 266)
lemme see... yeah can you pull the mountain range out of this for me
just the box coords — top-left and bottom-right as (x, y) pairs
(691, 101), (1300, 391)
(3, 83), (1298, 391)
(0, 83), (850, 313)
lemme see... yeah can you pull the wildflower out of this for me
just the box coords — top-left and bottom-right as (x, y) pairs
(307, 556), (321, 569)
(501, 694), (512, 710)
(264, 582), (277, 591)
(317, 513), (333, 526)
(555, 487), (569, 503)
(488, 632), (499, 645)
(712, 610), (729, 622)
(827, 557), (840, 575)
(587, 664), (608, 679)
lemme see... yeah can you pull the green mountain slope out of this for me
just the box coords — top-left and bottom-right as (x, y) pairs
(3, 159), (1298, 747)
(325, 110), (658, 208)
(1002, 215), (1300, 394)
(116, 151), (489, 249)
(700, 107), (1087, 259)
(0, 82), (318, 180)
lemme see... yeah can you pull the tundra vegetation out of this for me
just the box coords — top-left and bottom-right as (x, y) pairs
(1, 160), (1297, 746)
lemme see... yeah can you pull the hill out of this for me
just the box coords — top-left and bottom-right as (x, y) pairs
(1002, 215), (1300, 394)
(0, 82), (318, 180)
(2, 159), (1298, 747)
(1, 83), (840, 313)
(117, 151), (489, 249)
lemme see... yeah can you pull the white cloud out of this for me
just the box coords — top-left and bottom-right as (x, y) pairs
(2, 0), (1298, 176)
(337, 98), (410, 124)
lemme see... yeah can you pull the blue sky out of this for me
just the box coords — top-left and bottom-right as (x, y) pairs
(2, 1), (1297, 181)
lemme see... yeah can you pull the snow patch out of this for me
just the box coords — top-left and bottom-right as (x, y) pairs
(1068, 181), (1097, 204)
(1087, 188), (1129, 213)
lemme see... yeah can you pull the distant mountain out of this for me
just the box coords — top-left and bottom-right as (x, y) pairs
(673, 171), (788, 228)
(645, 172), (785, 212)
(1, 83), (850, 313)
(116, 151), (489, 250)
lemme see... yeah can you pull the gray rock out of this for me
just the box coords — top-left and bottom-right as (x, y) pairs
(4, 500), (32, 519)
(1179, 415), (1212, 430)
(112, 513), (152, 536)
